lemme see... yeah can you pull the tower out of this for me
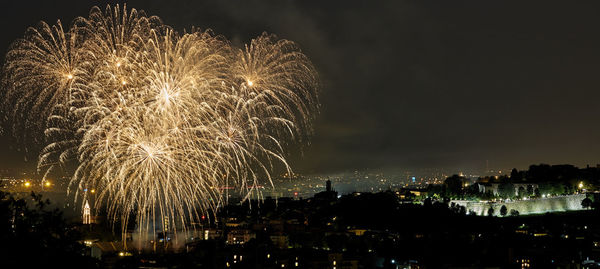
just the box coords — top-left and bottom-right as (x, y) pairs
(83, 200), (91, 224)
(326, 180), (332, 192)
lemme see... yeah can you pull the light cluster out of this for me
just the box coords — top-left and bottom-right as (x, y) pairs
(1, 5), (318, 243)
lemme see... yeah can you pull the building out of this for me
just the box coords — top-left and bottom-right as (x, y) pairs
(314, 180), (338, 201)
(226, 229), (256, 245)
(83, 200), (92, 224)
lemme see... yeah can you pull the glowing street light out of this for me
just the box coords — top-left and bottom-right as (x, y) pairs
(24, 182), (31, 187)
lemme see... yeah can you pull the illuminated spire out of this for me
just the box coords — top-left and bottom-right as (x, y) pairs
(83, 200), (91, 224)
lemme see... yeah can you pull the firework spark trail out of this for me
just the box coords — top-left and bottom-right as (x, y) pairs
(1, 4), (319, 246)
(1, 19), (82, 147)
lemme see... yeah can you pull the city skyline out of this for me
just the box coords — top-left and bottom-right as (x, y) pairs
(2, 2), (600, 268)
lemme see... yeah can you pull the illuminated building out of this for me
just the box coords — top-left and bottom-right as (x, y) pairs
(83, 200), (91, 224)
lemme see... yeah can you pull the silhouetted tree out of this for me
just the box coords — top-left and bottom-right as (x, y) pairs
(534, 188), (541, 197)
(538, 183), (561, 196)
(426, 184), (444, 198)
(481, 191), (494, 200)
(0, 191), (97, 268)
(487, 207), (494, 217)
(527, 185), (534, 196)
(500, 205), (508, 216)
(509, 209), (520, 216)
(449, 203), (467, 215)
(444, 175), (464, 196)
(518, 186), (526, 198)
(581, 197), (593, 209)
(423, 197), (433, 207)
(510, 168), (522, 180)
(563, 182), (573, 194)
(458, 205), (467, 215)
(498, 182), (515, 198)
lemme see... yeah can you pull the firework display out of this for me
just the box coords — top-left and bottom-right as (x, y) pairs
(1, 5), (318, 243)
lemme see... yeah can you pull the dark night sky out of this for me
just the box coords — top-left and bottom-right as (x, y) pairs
(1, 0), (600, 175)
